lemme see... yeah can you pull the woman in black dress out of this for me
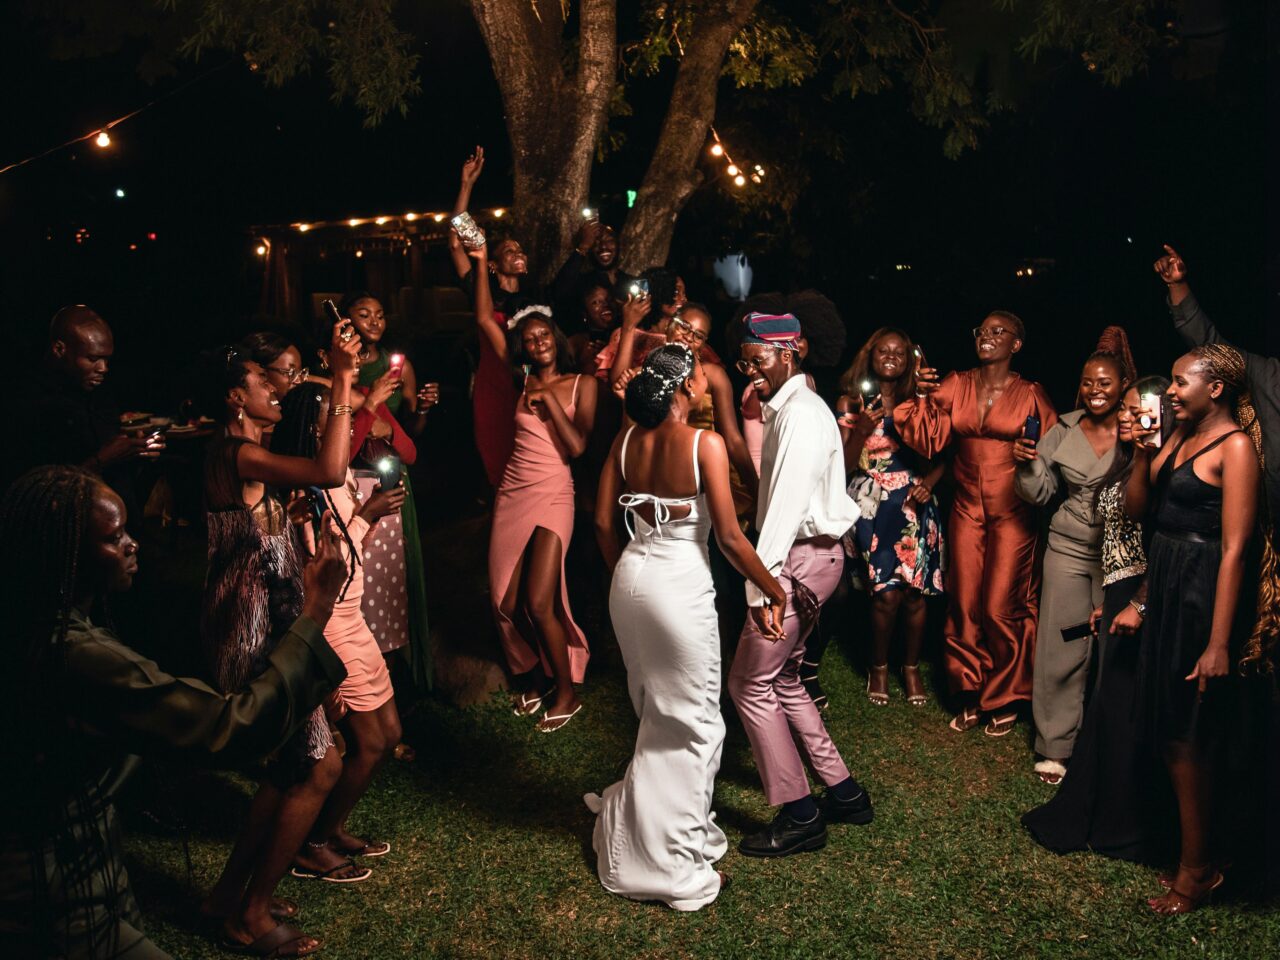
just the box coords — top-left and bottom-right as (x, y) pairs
(1022, 376), (1171, 862)
(1125, 345), (1261, 915)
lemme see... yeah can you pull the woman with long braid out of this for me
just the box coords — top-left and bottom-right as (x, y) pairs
(195, 319), (371, 956)
(1125, 344), (1262, 914)
(0, 466), (351, 959)
(272, 386), (407, 865)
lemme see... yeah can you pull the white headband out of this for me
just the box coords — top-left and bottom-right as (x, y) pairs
(507, 304), (553, 330)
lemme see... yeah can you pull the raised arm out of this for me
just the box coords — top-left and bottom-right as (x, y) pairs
(705, 363), (757, 494)
(449, 146), (485, 280)
(238, 321), (361, 489)
(609, 293), (651, 389)
(470, 241), (508, 360)
(892, 369), (957, 459)
(1014, 419), (1067, 506)
(552, 220), (600, 303)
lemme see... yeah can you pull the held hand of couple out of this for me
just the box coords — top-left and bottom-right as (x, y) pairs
(750, 598), (788, 643)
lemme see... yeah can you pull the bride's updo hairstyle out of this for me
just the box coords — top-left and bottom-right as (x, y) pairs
(625, 343), (696, 429)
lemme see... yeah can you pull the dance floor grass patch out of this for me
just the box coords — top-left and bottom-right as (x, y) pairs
(127, 646), (1278, 959)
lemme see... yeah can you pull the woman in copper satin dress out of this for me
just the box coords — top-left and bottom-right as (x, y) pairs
(893, 312), (1057, 734)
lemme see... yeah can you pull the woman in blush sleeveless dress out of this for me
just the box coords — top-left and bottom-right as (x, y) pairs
(588, 344), (785, 911)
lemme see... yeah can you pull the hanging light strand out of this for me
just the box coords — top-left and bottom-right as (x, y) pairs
(0, 62), (232, 177)
(706, 126), (763, 190)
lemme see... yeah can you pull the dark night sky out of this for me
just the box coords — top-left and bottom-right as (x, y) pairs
(0, 1), (1275, 415)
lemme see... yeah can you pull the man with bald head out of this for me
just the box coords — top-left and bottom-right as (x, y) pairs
(12, 306), (159, 503)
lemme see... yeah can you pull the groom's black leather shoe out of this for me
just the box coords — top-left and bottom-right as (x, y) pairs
(819, 785), (874, 825)
(738, 810), (827, 858)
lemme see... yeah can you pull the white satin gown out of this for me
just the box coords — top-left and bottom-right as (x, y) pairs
(585, 428), (728, 911)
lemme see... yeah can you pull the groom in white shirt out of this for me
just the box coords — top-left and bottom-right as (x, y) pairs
(728, 313), (873, 857)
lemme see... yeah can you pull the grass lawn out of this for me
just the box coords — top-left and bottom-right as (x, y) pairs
(126, 633), (1277, 960)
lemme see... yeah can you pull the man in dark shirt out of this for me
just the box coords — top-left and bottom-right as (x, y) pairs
(16, 306), (160, 506)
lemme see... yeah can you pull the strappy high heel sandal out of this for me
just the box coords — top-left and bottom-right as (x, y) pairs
(866, 664), (890, 706)
(902, 665), (928, 707)
(1148, 868), (1224, 915)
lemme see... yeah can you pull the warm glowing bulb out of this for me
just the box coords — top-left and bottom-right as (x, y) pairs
(95, 130), (111, 148)
(432, 213), (445, 223)
(297, 223), (311, 232)
(255, 244), (267, 256)
(727, 164), (739, 177)
(1026, 266), (1034, 276)
(375, 216), (388, 225)
(733, 174), (746, 187)
(355, 250), (364, 259)
(115, 188), (125, 199)
(710, 143), (724, 157)
(405, 212), (418, 221)
(493, 208), (506, 218)
(347, 218), (361, 227)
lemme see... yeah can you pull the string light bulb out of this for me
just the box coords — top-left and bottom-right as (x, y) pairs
(347, 218), (361, 227)
(493, 208), (506, 218)
(405, 212), (418, 221)
(297, 223), (311, 232)
(255, 244), (267, 256)
(727, 164), (739, 177)
(733, 174), (746, 187)
(710, 143), (724, 157)
(355, 249), (364, 259)
(95, 130), (111, 148)
(375, 216), (388, 225)
(432, 213), (445, 223)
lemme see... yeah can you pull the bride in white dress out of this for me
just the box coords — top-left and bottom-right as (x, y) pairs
(589, 341), (786, 911)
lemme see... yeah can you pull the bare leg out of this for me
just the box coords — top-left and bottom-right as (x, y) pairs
(524, 528), (580, 723)
(900, 589), (926, 666)
(868, 589), (903, 701)
(312, 702), (402, 850)
(201, 781), (283, 917)
(1151, 741), (1219, 913)
(225, 747), (354, 947)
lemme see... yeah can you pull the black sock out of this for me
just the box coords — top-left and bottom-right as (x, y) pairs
(829, 777), (863, 802)
(783, 796), (818, 822)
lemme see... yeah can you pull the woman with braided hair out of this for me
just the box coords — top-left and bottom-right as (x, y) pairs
(0, 466), (352, 959)
(194, 319), (373, 956)
(1125, 343), (1262, 914)
(1015, 326), (1134, 784)
(271, 386), (407, 866)
(589, 343), (785, 910)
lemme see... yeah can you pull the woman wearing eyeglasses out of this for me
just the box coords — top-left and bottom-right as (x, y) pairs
(894, 312), (1057, 735)
(610, 300), (756, 499)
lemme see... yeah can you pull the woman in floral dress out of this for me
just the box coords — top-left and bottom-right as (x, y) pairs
(837, 328), (945, 706)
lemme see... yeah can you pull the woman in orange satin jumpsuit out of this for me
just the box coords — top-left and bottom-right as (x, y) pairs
(894, 312), (1057, 735)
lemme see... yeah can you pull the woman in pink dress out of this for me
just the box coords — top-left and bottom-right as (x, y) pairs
(469, 241), (599, 733)
(272, 385), (405, 862)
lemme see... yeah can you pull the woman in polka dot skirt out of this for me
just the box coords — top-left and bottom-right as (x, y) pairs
(273, 386), (404, 864)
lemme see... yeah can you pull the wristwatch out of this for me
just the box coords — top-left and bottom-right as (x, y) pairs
(1128, 599), (1147, 618)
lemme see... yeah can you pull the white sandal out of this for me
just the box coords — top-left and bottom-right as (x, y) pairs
(512, 686), (554, 718)
(1034, 759), (1067, 785)
(537, 703), (582, 733)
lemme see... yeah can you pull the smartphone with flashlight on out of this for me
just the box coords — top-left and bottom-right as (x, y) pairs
(389, 352), (405, 380)
(375, 454), (403, 491)
(581, 207), (598, 222)
(628, 279), (650, 299)
(858, 378), (880, 410)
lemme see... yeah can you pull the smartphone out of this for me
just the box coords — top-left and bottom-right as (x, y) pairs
(389, 352), (405, 379)
(450, 212), (486, 250)
(858, 378), (880, 408)
(628, 279), (650, 299)
(1139, 392), (1167, 448)
(306, 486), (328, 541)
(322, 298), (343, 327)
(1023, 414), (1041, 443)
(913, 345), (926, 369)
(375, 454), (403, 490)
(1061, 621), (1093, 642)
(581, 207), (597, 221)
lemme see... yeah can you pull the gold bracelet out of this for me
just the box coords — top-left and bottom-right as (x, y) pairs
(329, 404), (353, 417)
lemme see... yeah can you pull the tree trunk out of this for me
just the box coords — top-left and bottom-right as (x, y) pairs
(618, 0), (760, 274)
(467, 0), (616, 287)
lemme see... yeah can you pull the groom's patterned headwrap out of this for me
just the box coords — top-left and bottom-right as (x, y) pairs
(742, 312), (802, 350)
